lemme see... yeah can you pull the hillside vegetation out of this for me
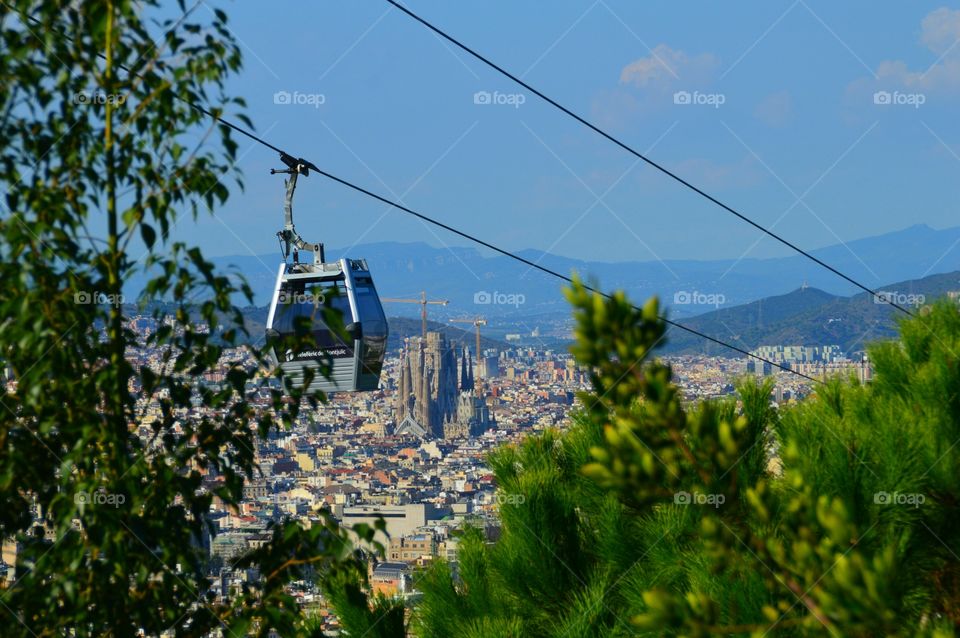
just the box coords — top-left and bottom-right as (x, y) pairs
(329, 284), (960, 637)
(663, 270), (960, 355)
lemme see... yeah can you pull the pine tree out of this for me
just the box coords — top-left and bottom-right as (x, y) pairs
(398, 281), (960, 637)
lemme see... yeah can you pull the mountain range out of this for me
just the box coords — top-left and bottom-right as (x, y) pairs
(232, 309), (508, 353)
(129, 223), (960, 322)
(659, 270), (960, 355)
(151, 268), (959, 358)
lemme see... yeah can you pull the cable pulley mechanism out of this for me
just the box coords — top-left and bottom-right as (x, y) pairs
(265, 154), (388, 394)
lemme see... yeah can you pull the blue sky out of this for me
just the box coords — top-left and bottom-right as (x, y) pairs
(183, 1), (960, 264)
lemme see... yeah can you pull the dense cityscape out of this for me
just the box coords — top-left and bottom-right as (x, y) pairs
(3, 312), (874, 634)
(4, 2), (959, 635)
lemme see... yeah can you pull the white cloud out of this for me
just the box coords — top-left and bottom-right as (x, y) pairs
(754, 91), (793, 127)
(593, 44), (720, 130)
(875, 58), (960, 93)
(920, 7), (960, 55)
(619, 44), (718, 90)
(850, 7), (960, 97)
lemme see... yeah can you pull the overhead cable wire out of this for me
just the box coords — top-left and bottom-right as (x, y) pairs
(380, 0), (913, 317)
(23, 9), (823, 383)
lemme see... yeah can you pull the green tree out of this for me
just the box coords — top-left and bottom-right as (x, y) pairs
(400, 283), (960, 637)
(3, 2), (959, 636)
(404, 283), (776, 637)
(0, 2), (379, 636)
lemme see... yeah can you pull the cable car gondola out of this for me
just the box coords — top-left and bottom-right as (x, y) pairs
(265, 154), (387, 394)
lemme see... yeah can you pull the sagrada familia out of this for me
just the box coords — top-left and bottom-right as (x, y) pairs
(394, 332), (494, 440)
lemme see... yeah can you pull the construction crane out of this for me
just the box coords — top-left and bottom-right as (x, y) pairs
(449, 317), (487, 389)
(381, 291), (449, 338)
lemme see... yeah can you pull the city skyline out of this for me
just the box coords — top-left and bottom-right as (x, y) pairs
(3, 2), (959, 635)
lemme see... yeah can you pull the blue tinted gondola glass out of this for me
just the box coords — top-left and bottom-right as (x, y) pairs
(352, 277), (387, 388)
(273, 280), (352, 360)
(266, 259), (387, 394)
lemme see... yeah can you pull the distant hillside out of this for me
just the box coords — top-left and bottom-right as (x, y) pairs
(127, 269), (960, 358)
(126, 224), (960, 318)
(383, 318), (506, 353)
(231, 306), (503, 353)
(662, 270), (960, 355)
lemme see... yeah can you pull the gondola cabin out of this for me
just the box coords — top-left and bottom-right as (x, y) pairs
(266, 257), (387, 394)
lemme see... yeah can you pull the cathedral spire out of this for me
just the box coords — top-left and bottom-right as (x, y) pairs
(460, 347), (474, 391)
(395, 332), (474, 440)
(468, 348), (475, 389)
(396, 342), (412, 420)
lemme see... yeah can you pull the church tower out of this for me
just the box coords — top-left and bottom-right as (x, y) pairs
(395, 332), (489, 440)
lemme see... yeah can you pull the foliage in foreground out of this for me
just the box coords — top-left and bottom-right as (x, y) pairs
(0, 2), (387, 636)
(393, 287), (960, 638)
(3, 1), (960, 636)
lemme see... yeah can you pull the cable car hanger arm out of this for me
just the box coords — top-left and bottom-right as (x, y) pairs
(271, 152), (325, 264)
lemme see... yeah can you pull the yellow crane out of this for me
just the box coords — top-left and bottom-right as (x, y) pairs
(381, 291), (449, 338)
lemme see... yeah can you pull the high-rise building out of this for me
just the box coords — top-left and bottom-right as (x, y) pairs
(483, 355), (500, 378)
